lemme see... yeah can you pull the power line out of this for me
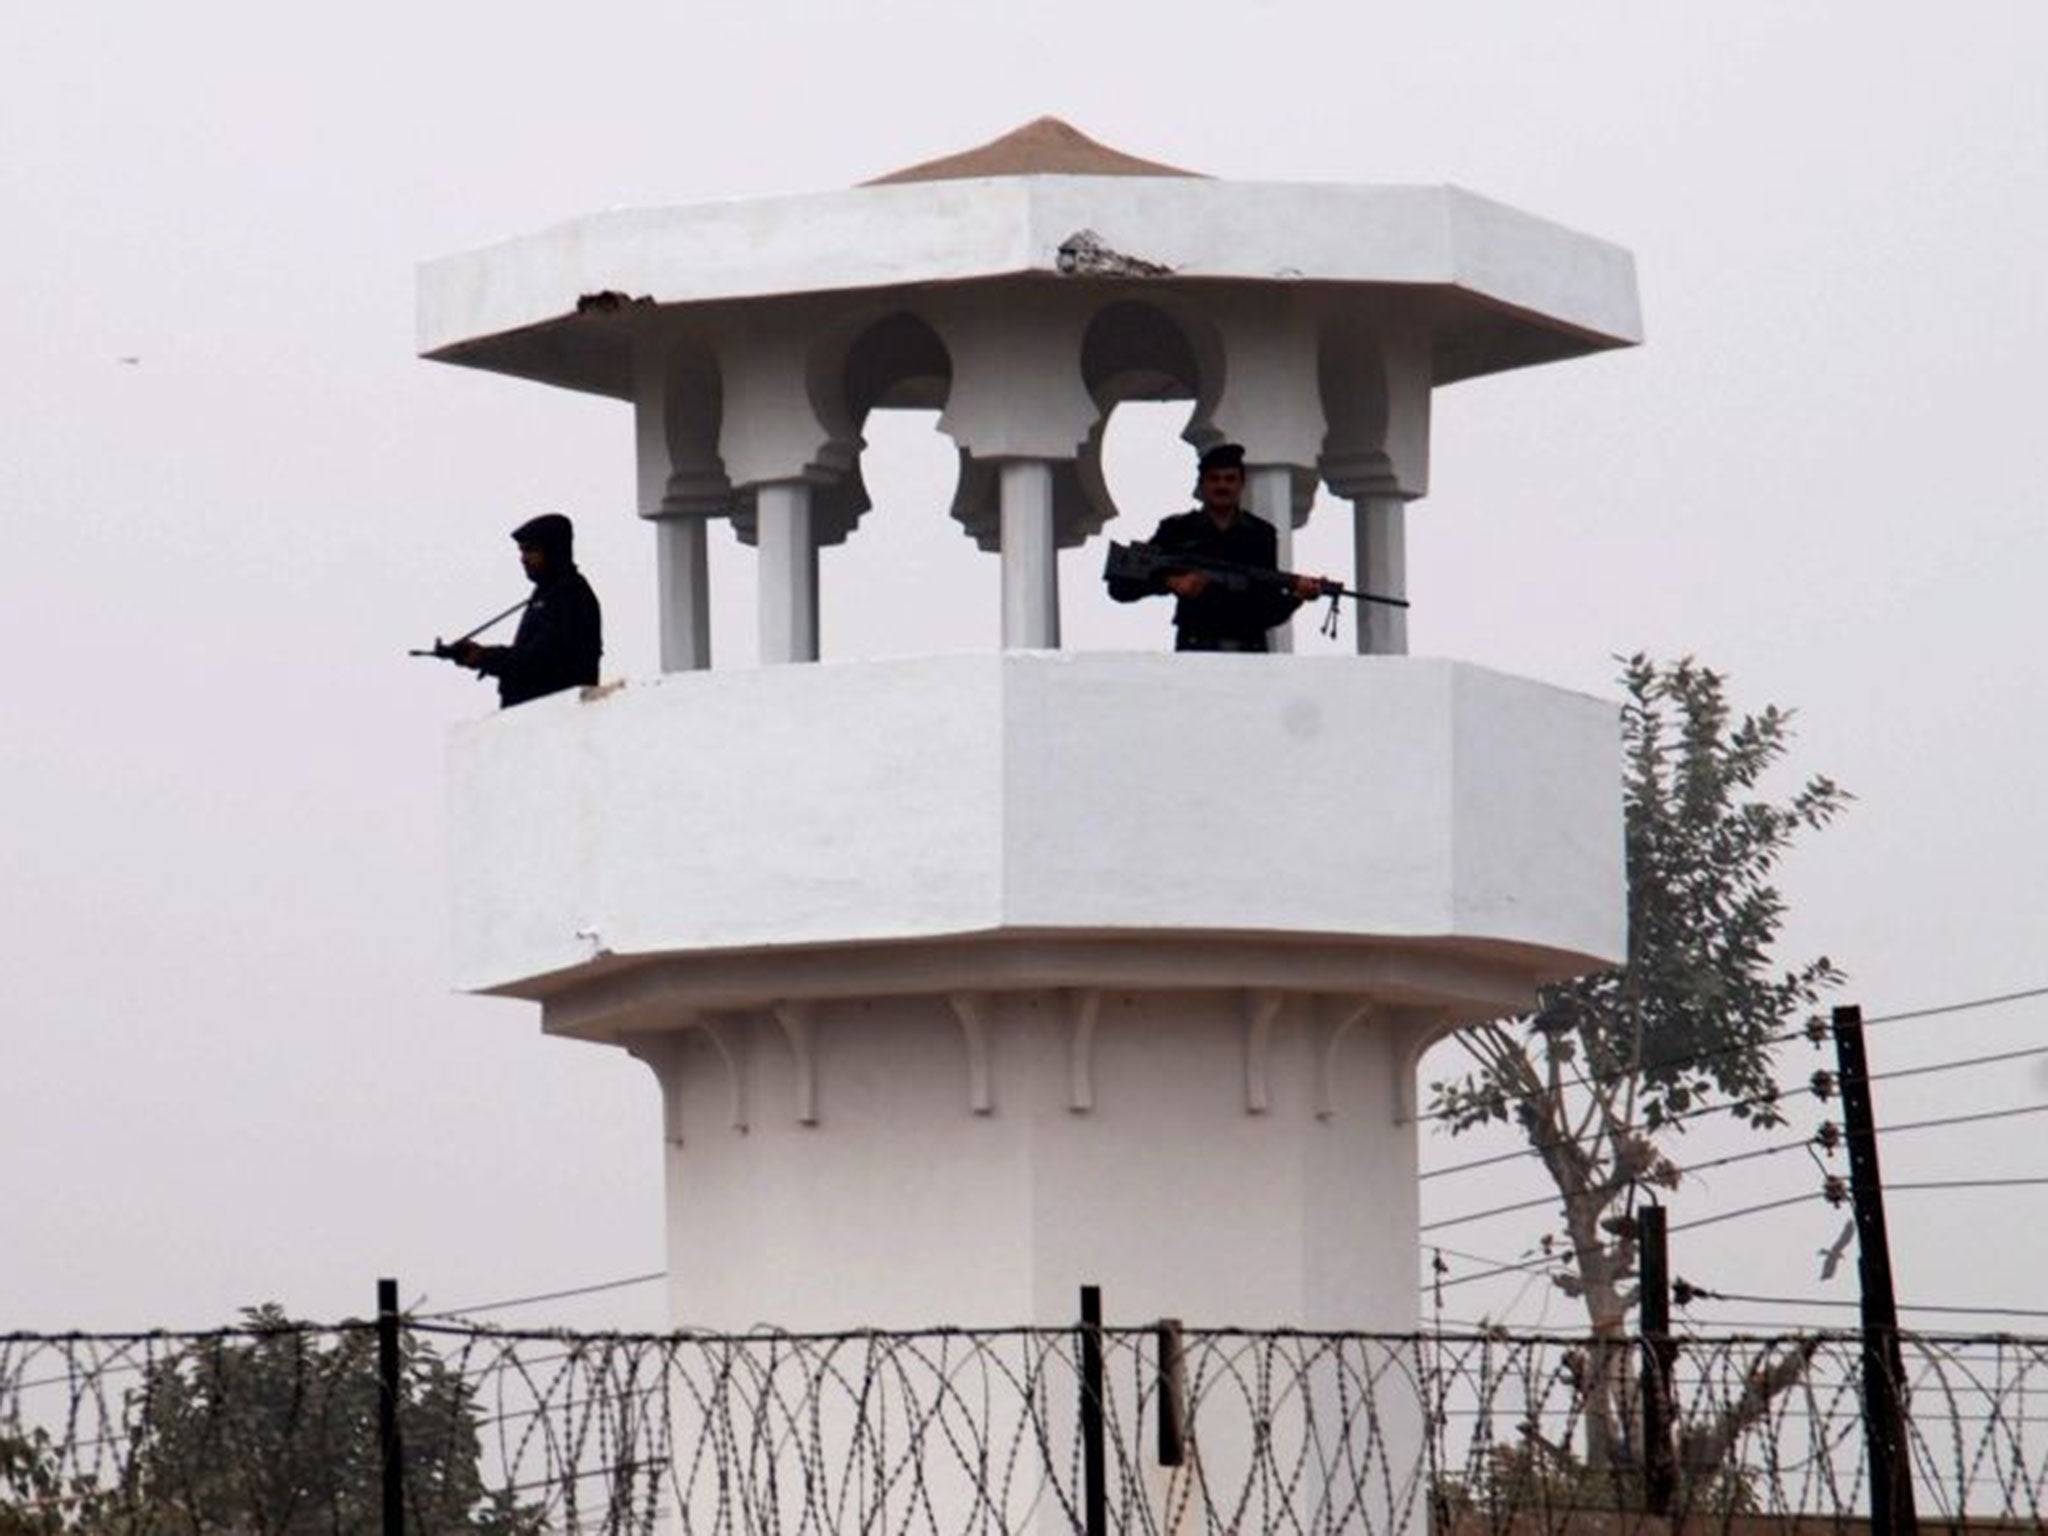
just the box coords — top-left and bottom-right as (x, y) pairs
(1417, 1022), (1814, 1129)
(421, 1271), (666, 1320)
(1682, 1287), (2048, 1322)
(1863, 983), (2048, 1028)
(1425, 1243), (1537, 1274)
(1655, 1171), (2047, 1245)
(1423, 1250), (1574, 1294)
(1668, 1192), (1822, 1233)
(1879, 1102), (2048, 1138)
(1870, 1042), (2048, 1085)
(1423, 1076), (1827, 1183)
(1421, 1134), (1815, 1234)
(1425, 1035), (2048, 1187)
(1421, 979), (2048, 1144)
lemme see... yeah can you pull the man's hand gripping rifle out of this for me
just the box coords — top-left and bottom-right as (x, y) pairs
(408, 594), (532, 664)
(1102, 540), (1409, 639)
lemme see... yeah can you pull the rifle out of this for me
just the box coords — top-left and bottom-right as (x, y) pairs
(409, 595), (531, 661)
(1102, 540), (1408, 639)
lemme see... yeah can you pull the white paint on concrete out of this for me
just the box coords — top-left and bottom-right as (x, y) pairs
(634, 345), (721, 671)
(753, 481), (817, 663)
(647, 985), (1428, 1333)
(417, 179), (1641, 380)
(446, 653), (1621, 1000)
(931, 289), (1101, 462)
(650, 517), (711, 671)
(997, 460), (1059, 648)
(1354, 495), (1408, 655)
(1249, 463), (1298, 652)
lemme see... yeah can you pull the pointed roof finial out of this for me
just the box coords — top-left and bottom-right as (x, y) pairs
(865, 116), (1200, 186)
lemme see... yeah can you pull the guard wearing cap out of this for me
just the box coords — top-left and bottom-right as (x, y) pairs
(452, 514), (603, 707)
(1105, 444), (1326, 651)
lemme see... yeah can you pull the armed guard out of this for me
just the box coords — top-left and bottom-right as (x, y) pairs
(1103, 444), (1328, 651)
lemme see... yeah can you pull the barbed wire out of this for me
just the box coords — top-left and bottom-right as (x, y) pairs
(7, 1321), (2048, 1532)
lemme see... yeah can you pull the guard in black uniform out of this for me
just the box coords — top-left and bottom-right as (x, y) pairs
(454, 513), (603, 706)
(1104, 443), (1327, 650)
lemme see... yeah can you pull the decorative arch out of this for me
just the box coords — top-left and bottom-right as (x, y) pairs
(782, 308), (962, 550)
(1078, 299), (1235, 532)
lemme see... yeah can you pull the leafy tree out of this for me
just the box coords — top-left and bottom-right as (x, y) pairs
(1428, 655), (1848, 1490)
(117, 1305), (540, 1535)
(1, 1421), (107, 1534)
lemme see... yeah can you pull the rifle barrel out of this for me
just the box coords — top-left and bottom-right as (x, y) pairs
(408, 594), (532, 659)
(1330, 583), (1409, 611)
(1104, 541), (1409, 610)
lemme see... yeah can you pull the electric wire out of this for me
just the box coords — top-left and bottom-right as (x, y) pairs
(1667, 1192), (1823, 1232)
(1878, 1103), (2048, 1138)
(1418, 979), (2048, 1141)
(1683, 1288), (2048, 1322)
(1423, 1009), (2048, 1186)
(421, 1271), (666, 1320)
(1421, 1132), (1815, 1233)
(1870, 1042), (2048, 1084)
(1862, 983), (2048, 1027)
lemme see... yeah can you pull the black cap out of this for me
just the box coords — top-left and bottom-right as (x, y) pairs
(1197, 442), (1246, 474)
(511, 513), (574, 552)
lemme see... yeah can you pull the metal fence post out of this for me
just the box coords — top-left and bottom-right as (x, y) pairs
(378, 1277), (403, 1536)
(1834, 1004), (1919, 1534)
(1155, 1318), (1186, 1468)
(1637, 1204), (1677, 1516)
(1079, 1285), (1106, 1536)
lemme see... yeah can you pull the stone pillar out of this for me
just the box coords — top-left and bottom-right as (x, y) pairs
(653, 518), (713, 670)
(635, 343), (728, 673)
(710, 311), (862, 668)
(1354, 494), (1407, 656)
(930, 292), (1098, 643)
(756, 482), (817, 664)
(1247, 463), (1298, 653)
(998, 460), (1060, 649)
(1319, 312), (1433, 656)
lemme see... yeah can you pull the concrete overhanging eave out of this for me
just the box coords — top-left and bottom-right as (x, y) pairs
(419, 274), (1636, 404)
(466, 925), (1598, 1044)
(415, 177), (1641, 397)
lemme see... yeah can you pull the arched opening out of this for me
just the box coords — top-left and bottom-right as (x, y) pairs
(1063, 301), (1218, 651)
(820, 311), (994, 659)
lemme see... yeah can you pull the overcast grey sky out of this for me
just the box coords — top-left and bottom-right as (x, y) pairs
(4, 2), (2045, 1334)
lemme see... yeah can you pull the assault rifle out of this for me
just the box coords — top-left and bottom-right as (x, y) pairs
(409, 595), (531, 661)
(1102, 539), (1408, 639)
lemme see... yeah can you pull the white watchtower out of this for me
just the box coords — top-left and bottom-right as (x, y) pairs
(418, 119), (1637, 1339)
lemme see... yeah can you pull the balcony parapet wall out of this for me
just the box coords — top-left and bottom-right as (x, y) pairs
(449, 654), (1622, 1027)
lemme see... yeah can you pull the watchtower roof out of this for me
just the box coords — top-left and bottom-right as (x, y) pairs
(865, 117), (1200, 185)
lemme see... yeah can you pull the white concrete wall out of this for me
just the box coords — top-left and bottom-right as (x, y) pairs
(654, 986), (1419, 1334)
(446, 654), (1623, 998)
